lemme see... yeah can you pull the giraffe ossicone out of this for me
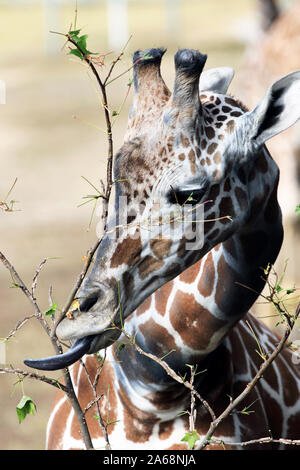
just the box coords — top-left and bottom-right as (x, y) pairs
(23, 48), (300, 451)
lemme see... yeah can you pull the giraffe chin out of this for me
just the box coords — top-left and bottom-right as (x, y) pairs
(23, 329), (121, 371)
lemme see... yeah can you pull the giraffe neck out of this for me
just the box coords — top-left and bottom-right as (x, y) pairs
(112, 151), (283, 413)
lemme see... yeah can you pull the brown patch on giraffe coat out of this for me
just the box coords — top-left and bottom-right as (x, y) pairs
(237, 167), (247, 185)
(230, 110), (242, 117)
(204, 212), (216, 235)
(207, 142), (218, 155)
(154, 280), (173, 315)
(169, 291), (227, 351)
(138, 255), (164, 280)
(180, 132), (190, 147)
(225, 120), (235, 133)
(167, 443), (189, 450)
(110, 234), (142, 268)
(159, 421), (174, 440)
(139, 319), (177, 357)
(122, 271), (135, 295)
(178, 153), (185, 161)
(150, 237), (172, 259)
(219, 197), (235, 222)
(46, 391), (71, 449)
(215, 254), (240, 313)
(223, 237), (237, 259)
(176, 236), (188, 258)
(118, 383), (159, 443)
(225, 97), (239, 107)
(179, 259), (202, 283)
(198, 252), (215, 297)
(223, 177), (231, 192)
(136, 294), (152, 316)
(207, 184), (220, 203)
(201, 138), (207, 150)
(205, 126), (215, 139)
(235, 186), (248, 211)
(212, 169), (222, 179)
(188, 148), (195, 162)
(213, 151), (221, 164)
(68, 359), (118, 441)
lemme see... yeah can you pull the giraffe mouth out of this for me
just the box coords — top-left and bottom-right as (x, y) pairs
(23, 335), (96, 371)
(23, 302), (122, 371)
(23, 328), (122, 371)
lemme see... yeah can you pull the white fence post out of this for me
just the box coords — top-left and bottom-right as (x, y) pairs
(106, 0), (129, 51)
(164, 0), (181, 37)
(0, 80), (6, 105)
(43, 0), (62, 55)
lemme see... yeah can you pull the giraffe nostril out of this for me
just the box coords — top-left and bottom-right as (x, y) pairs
(79, 292), (100, 312)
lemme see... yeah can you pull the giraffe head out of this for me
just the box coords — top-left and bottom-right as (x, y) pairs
(24, 48), (300, 370)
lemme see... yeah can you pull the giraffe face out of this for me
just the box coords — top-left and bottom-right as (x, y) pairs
(27, 49), (300, 370)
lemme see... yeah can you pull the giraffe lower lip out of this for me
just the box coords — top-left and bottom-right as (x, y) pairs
(23, 335), (95, 371)
(23, 327), (122, 371)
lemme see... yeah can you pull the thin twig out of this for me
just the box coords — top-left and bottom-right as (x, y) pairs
(0, 366), (68, 393)
(118, 327), (216, 422)
(80, 354), (111, 450)
(4, 314), (36, 341)
(31, 258), (48, 298)
(210, 436), (300, 448)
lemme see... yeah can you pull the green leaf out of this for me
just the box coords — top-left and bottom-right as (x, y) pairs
(116, 342), (126, 357)
(276, 284), (283, 293)
(295, 204), (300, 215)
(181, 430), (200, 449)
(286, 286), (296, 295)
(69, 29), (81, 37)
(16, 395), (36, 424)
(112, 110), (119, 117)
(44, 302), (57, 317)
(69, 48), (83, 60)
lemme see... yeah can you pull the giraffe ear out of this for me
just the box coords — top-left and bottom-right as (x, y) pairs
(247, 71), (300, 146)
(199, 67), (235, 94)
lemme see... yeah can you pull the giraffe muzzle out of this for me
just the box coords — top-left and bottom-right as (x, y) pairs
(23, 287), (122, 370)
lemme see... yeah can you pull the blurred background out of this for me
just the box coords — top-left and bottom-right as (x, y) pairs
(0, 0), (299, 450)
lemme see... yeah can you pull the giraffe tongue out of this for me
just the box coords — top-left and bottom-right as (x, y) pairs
(23, 335), (95, 371)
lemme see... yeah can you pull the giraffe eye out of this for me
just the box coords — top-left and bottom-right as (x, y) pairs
(167, 188), (206, 206)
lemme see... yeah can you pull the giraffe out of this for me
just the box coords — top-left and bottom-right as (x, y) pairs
(24, 48), (300, 450)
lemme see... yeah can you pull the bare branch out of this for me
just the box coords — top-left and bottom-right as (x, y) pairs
(0, 366), (68, 393)
(31, 258), (48, 298)
(117, 327), (216, 422)
(211, 436), (300, 448)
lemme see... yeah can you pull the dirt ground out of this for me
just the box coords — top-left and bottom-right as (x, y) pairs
(0, 0), (298, 450)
